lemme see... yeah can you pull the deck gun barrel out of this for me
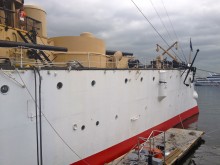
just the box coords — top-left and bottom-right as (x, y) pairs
(0, 40), (68, 52)
(106, 50), (133, 56)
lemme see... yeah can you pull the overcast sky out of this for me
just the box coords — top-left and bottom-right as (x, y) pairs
(25, 0), (220, 76)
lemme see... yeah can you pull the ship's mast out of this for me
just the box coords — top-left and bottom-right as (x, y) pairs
(155, 41), (179, 69)
(156, 41), (179, 63)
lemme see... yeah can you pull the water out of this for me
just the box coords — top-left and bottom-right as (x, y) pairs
(180, 86), (220, 165)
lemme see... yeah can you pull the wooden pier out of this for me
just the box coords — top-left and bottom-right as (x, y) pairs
(107, 128), (204, 165)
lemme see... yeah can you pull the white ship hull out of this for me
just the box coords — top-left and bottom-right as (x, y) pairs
(0, 68), (198, 165)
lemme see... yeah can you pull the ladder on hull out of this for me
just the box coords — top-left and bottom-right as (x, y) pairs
(17, 30), (51, 64)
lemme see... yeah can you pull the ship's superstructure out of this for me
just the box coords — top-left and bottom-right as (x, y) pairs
(0, 1), (199, 165)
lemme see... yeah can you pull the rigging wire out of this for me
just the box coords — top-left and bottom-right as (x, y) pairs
(130, 0), (183, 63)
(148, 0), (173, 42)
(197, 68), (220, 74)
(41, 114), (90, 165)
(160, 0), (188, 63)
(15, 67), (90, 165)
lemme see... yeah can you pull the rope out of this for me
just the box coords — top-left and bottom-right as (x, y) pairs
(178, 115), (185, 129)
(205, 128), (220, 135)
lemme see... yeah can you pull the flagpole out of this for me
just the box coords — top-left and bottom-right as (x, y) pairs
(189, 38), (193, 64)
(189, 50), (191, 64)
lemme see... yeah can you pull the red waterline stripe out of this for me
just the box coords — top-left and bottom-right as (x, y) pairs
(71, 106), (199, 165)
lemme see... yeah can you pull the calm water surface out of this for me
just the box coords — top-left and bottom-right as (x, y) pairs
(181, 86), (220, 165)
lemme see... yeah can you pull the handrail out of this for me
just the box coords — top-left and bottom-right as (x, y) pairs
(26, 16), (41, 24)
(138, 130), (166, 163)
(1, 46), (180, 70)
(10, 59), (169, 70)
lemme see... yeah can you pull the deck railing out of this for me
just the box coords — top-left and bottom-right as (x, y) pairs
(4, 46), (180, 70)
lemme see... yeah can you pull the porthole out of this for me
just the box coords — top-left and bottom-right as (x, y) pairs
(57, 82), (63, 89)
(96, 121), (99, 126)
(1, 85), (9, 94)
(91, 80), (96, 86)
(81, 125), (85, 130)
(140, 77), (143, 82)
(115, 115), (118, 120)
(125, 78), (128, 84)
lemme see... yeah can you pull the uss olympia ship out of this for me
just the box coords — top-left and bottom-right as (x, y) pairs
(0, 0), (199, 165)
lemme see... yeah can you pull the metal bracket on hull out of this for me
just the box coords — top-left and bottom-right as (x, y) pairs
(158, 71), (167, 101)
(131, 116), (139, 121)
(27, 99), (36, 121)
